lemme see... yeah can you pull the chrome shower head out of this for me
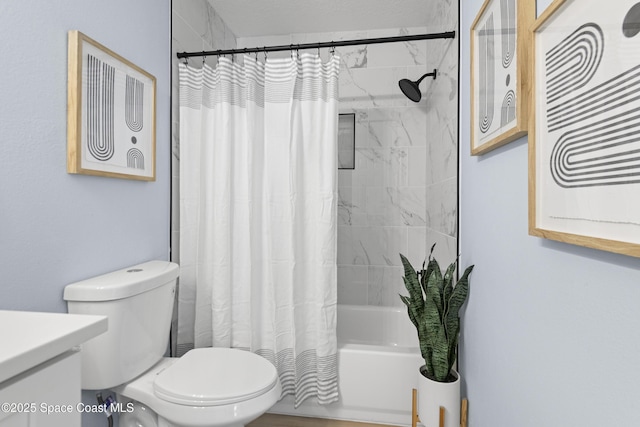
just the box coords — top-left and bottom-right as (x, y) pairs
(398, 69), (437, 102)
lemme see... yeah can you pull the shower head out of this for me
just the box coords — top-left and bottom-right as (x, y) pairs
(398, 69), (437, 102)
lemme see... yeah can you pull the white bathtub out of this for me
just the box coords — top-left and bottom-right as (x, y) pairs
(269, 305), (423, 426)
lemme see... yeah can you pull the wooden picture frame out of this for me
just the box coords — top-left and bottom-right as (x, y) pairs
(470, 0), (534, 155)
(67, 30), (156, 181)
(529, 0), (640, 257)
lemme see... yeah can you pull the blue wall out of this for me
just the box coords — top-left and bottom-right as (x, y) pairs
(459, 1), (640, 426)
(0, 0), (171, 313)
(0, 2), (170, 424)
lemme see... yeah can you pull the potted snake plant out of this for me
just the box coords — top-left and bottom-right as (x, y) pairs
(399, 244), (473, 427)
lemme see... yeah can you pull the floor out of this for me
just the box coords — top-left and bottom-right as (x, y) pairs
(247, 414), (397, 427)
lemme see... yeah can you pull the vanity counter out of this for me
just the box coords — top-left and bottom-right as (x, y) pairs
(0, 310), (107, 383)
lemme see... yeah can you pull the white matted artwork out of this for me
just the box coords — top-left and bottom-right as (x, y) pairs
(67, 30), (156, 181)
(530, 0), (640, 257)
(470, 0), (534, 155)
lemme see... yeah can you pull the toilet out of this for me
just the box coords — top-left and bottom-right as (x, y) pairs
(63, 260), (281, 427)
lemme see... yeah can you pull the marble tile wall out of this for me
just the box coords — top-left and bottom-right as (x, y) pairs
(171, 1), (238, 266)
(173, 3), (459, 309)
(239, 14), (459, 308)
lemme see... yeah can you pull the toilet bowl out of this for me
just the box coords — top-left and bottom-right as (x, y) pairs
(63, 261), (281, 427)
(116, 349), (282, 427)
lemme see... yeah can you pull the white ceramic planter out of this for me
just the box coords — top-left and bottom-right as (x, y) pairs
(417, 368), (460, 427)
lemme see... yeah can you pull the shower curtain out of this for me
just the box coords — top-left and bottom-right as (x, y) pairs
(177, 53), (340, 407)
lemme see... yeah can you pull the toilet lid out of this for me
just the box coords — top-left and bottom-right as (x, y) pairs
(154, 348), (279, 406)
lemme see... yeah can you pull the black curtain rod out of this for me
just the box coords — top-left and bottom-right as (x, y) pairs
(176, 31), (455, 59)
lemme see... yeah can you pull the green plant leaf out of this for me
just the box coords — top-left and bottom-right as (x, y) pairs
(431, 258), (444, 291)
(423, 276), (441, 360)
(444, 265), (473, 370)
(447, 321), (460, 371)
(446, 265), (473, 323)
(399, 294), (419, 330)
(422, 334), (434, 376)
(442, 260), (457, 316)
(431, 325), (450, 381)
(426, 259), (444, 321)
(420, 243), (437, 295)
(418, 322), (430, 364)
(399, 294), (411, 308)
(400, 254), (423, 306)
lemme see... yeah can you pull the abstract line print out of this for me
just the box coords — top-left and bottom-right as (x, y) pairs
(545, 11), (640, 189)
(478, 13), (495, 134)
(547, 64), (640, 132)
(127, 148), (145, 169)
(87, 54), (115, 161)
(498, 0), (517, 127)
(501, 0), (516, 68)
(501, 90), (516, 126)
(550, 107), (640, 188)
(125, 75), (144, 132)
(545, 23), (604, 105)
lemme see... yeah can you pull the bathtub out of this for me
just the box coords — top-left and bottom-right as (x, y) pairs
(269, 305), (423, 426)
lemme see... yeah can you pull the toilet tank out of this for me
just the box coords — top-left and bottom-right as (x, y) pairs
(63, 260), (179, 390)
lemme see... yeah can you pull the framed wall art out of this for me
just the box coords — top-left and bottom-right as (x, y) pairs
(470, 0), (535, 155)
(529, 0), (640, 257)
(67, 30), (156, 181)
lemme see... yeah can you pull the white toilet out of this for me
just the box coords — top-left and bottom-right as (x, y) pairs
(63, 260), (281, 427)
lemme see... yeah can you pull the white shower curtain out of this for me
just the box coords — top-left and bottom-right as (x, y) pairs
(177, 53), (340, 406)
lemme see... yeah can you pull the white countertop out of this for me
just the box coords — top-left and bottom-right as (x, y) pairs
(0, 310), (107, 383)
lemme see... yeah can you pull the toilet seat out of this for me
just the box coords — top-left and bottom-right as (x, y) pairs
(154, 348), (279, 406)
